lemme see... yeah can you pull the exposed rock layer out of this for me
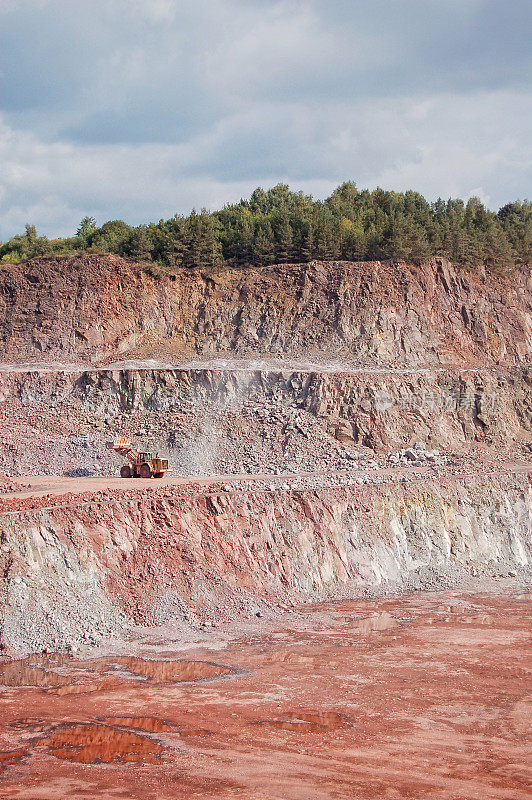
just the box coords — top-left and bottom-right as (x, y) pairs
(1, 472), (530, 652)
(0, 255), (530, 366)
(0, 254), (530, 655)
(0, 364), (530, 476)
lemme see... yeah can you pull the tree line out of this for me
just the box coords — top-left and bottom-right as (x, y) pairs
(1, 182), (530, 272)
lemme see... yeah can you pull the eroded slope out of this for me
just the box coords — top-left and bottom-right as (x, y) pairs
(2, 469), (530, 652)
(0, 255), (530, 366)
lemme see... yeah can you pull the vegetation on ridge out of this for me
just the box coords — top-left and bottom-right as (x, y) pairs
(1, 182), (530, 272)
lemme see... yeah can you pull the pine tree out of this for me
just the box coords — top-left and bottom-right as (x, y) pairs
(482, 220), (514, 272)
(498, 201), (532, 265)
(388, 214), (430, 262)
(275, 212), (294, 263)
(76, 216), (97, 248)
(184, 210), (222, 269)
(124, 225), (152, 261)
(300, 223), (314, 262)
(315, 213), (340, 260)
(252, 222), (275, 267)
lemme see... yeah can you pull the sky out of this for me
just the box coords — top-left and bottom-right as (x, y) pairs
(0, 0), (530, 239)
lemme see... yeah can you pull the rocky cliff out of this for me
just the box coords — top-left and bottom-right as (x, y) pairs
(0, 253), (530, 655)
(0, 364), (529, 476)
(0, 255), (530, 366)
(1, 471), (529, 653)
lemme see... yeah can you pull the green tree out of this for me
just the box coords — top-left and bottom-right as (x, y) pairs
(123, 225), (153, 261)
(149, 216), (186, 268)
(326, 181), (359, 218)
(388, 214), (430, 262)
(274, 210), (294, 263)
(315, 211), (340, 260)
(498, 201), (532, 265)
(184, 210), (222, 269)
(299, 222), (314, 262)
(252, 222), (275, 267)
(91, 220), (132, 253)
(1, 181), (528, 274)
(482, 219), (514, 271)
(76, 216), (97, 248)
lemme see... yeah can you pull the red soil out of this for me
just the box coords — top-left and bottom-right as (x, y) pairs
(0, 590), (529, 799)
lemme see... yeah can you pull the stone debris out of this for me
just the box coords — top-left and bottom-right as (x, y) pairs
(387, 442), (447, 467)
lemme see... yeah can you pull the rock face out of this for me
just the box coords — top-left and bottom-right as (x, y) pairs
(0, 255), (530, 366)
(0, 253), (530, 654)
(1, 472), (530, 653)
(0, 364), (529, 476)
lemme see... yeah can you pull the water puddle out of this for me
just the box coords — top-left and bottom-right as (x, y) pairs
(48, 679), (122, 696)
(41, 723), (166, 764)
(0, 657), (72, 689)
(438, 604), (470, 614)
(0, 655), (234, 693)
(457, 613), (494, 625)
(102, 717), (212, 737)
(10, 718), (50, 732)
(263, 651), (317, 666)
(102, 717), (180, 733)
(88, 657), (234, 684)
(429, 609), (494, 625)
(0, 748), (26, 772)
(349, 612), (398, 634)
(256, 711), (349, 732)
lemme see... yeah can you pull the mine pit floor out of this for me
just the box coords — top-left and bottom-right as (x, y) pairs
(0, 589), (529, 799)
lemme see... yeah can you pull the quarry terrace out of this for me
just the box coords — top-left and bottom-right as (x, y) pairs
(0, 255), (530, 799)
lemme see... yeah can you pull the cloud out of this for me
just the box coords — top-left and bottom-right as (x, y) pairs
(0, 0), (530, 238)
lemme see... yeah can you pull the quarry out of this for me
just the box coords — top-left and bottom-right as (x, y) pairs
(0, 254), (530, 799)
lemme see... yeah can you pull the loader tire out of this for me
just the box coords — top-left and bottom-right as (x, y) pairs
(139, 463), (152, 478)
(120, 465), (132, 478)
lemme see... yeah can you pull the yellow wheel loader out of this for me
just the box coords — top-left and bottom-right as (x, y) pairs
(107, 439), (172, 478)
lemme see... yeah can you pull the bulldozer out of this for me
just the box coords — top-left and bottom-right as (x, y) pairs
(108, 439), (172, 478)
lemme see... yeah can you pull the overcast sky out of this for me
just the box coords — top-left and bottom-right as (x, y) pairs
(0, 0), (530, 239)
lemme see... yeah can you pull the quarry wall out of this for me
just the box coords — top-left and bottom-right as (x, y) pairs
(1, 472), (530, 652)
(0, 254), (529, 654)
(0, 256), (530, 366)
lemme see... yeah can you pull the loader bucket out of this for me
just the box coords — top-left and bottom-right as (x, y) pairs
(112, 439), (132, 451)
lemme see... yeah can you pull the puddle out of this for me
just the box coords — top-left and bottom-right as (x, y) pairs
(457, 614), (494, 625)
(428, 611), (494, 625)
(41, 723), (166, 764)
(0, 748), (26, 772)
(10, 718), (50, 732)
(102, 717), (213, 737)
(88, 657), (234, 684)
(0, 658), (72, 689)
(263, 651), (317, 667)
(349, 612), (398, 634)
(103, 717), (180, 733)
(47, 679), (123, 696)
(0, 656), (234, 693)
(256, 711), (349, 732)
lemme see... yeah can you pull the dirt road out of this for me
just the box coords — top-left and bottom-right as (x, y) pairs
(1, 461), (530, 503)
